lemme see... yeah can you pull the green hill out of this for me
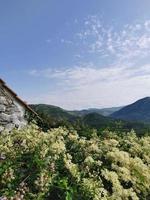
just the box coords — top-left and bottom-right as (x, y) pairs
(30, 104), (78, 122)
(111, 97), (150, 123)
(82, 113), (114, 129)
(30, 104), (150, 136)
(68, 106), (123, 117)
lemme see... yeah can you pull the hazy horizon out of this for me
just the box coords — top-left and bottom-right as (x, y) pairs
(1, 0), (150, 109)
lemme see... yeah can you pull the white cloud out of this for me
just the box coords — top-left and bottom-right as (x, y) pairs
(29, 63), (150, 109)
(60, 38), (73, 44)
(28, 16), (150, 109)
(144, 20), (150, 31)
(137, 35), (150, 48)
(76, 16), (150, 65)
(46, 39), (51, 43)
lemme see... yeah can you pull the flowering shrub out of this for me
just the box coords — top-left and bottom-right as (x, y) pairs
(0, 124), (150, 199)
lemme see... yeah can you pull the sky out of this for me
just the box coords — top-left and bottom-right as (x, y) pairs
(1, 0), (150, 110)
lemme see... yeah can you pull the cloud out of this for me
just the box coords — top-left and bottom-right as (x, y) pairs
(29, 63), (150, 109)
(60, 38), (73, 44)
(46, 39), (51, 43)
(28, 16), (150, 109)
(30, 64), (150, 85)
(144, 20), (150, 31)
(76, 16), (150, 65)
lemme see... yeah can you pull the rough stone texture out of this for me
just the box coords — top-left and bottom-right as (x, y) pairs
(0, 96), (8, 105)
(0, 85), (27, 132)
(0, 105), (6, 112)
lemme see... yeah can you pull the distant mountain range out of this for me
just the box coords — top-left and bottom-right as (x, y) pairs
(30, 104), (76, 121)
(68, 106), (123, 117)
(30, 97), (150, 124)
(30, 104), (123, 117)
(30, 97), (150, 135)
(111, 97), (150, 123)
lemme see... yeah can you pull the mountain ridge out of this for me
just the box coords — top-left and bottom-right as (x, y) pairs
(110, 97), (150, 123)
(30, 104), (123, 117)
(30, 99), (150, 135)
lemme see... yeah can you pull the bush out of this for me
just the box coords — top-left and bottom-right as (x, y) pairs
(0, 124), (150, 199)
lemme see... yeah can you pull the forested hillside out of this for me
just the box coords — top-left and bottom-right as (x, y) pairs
(68, 106), (123, 117)
(111, 97), (150, 123)
(30, 104), (150, 136)
(30, 104), (123, 118)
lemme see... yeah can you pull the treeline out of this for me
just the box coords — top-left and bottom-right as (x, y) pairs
(35, 111), (150, 137)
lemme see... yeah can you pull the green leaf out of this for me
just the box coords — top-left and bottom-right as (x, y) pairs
(65, 191), (72, 200)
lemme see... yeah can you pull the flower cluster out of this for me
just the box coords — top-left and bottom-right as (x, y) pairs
(0, 124), (150, 199)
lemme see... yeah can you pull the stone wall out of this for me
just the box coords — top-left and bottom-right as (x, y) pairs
(0, 85), (27, 132)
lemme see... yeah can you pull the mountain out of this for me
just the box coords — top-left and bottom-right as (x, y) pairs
(30, 103), (150, 136)
(30, 104), (123, 118)
(30, 104), (79, 123)
(30, 104), (119, 130)
(110, 97), (150, 123)
(82, 113), (114, 129)
(68, 106), (123, 117)
(30, 104), (117, 131)
(81, 112), (150, 135)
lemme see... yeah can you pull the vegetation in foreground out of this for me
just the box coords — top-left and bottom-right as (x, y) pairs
(0, 124), (150, 200)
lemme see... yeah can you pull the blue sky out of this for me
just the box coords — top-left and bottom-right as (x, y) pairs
(1, 0), (150, 109)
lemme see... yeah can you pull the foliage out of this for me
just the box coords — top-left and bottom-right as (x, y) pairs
(31, 104), (150, 136)
(30, 104), (123, 118)
(0, 124), (150, 200)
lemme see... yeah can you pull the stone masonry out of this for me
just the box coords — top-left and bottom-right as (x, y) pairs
(0, 83), (27, 132)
